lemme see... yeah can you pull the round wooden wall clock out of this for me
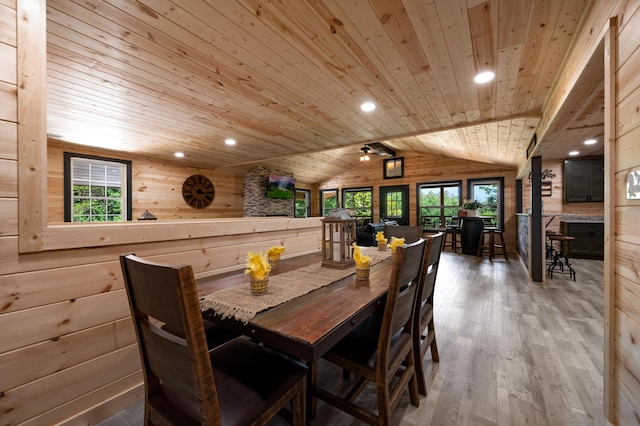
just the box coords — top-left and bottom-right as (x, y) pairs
(182, 174), (215, 209)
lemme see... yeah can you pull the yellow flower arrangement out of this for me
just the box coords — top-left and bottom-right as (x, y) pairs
(351, 242), (372, 268)
(266, 246), (286, 258)
(388, 236), (405, 253)
(244, 251), (271, 280)
(375, 231), (387, 244)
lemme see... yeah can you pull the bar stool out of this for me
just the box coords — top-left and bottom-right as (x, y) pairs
(476, 227), (508, 260)
(444, 225), (461, 253)
(545, 230), (561, 263)
(547, 234), (576, 280)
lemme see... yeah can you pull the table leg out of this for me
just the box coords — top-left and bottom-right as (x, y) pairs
(307, 361), (316, 424)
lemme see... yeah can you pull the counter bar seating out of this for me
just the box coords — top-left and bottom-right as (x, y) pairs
(547, 234), (577, 280)
(476, 227), (508, 260)
(443, 224), (461, 253)
(315, 239), (426, 425)
(120, 253), (307, 426)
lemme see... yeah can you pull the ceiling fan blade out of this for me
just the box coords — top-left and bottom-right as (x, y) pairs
(367, 142), (396, 157)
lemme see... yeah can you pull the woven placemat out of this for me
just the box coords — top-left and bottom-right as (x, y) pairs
(200, 247), (390, 324)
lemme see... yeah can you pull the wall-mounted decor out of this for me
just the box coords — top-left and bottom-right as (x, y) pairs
(383, 157), (404, 179)
(541, 181), (552, 197)
(527, 168), (556, 180)
(182, 174), (215, 208)
(627, 168), (640, 199)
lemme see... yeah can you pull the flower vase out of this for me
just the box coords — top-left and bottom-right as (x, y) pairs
(250, 275), (268, 295)
(356, 266), (370, 280)
(268, 254), (280, 270)
(378, 242), (387, 251)
(467, 209), (479, 217)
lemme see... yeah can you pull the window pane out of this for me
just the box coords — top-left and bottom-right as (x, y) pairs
(385, 191), (402, 218)
(343, 189), (372, 223)
(107, 186), (121, 197)
(69, 156), (128, 222)
(418, 182), (461, 227)
(91, 186), (105, 197)
(74, 185), (90, 197)
(107, 199), (121, 214)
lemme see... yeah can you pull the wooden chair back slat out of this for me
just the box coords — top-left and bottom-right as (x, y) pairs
(383, 225), (423, 243)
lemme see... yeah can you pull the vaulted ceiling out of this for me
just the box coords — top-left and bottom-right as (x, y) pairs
(46, 0), (602, 184)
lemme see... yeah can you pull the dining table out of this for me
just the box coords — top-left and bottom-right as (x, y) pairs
(197, 247), (393, 420)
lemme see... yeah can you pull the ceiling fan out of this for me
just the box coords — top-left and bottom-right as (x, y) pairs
(357, 142), (396, 161)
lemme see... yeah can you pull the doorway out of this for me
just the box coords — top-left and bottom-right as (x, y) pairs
(380, 185), (409, 225)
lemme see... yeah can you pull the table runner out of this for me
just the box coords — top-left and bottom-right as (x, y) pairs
(200, 247), (390, 324)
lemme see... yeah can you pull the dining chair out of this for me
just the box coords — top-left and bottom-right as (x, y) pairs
(161, 319), (240, 351)
(413, 231), (445, 396)
(315, 239), (427, 425)
(383, 224), (423, 243)
(120, 253), (307, 426)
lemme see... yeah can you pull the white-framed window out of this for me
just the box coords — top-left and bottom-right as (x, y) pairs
(64, 153), (132, 222)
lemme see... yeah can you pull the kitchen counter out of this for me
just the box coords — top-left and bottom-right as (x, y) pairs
(516, 213), (605, 277)
(543, 214), (604, 227)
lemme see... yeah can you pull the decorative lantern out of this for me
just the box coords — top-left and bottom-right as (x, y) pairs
(321, 209), (356, 269)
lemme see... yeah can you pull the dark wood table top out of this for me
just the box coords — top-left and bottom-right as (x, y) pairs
(198, 252), (392, 362)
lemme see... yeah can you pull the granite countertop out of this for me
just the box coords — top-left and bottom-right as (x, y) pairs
(516, 213), (604, 223)
(544, 214), (604, 223)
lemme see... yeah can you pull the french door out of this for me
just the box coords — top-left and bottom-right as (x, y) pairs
(380, 185), (409, 225)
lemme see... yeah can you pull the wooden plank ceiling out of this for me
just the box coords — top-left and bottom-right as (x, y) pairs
(45, 0), (599, 184)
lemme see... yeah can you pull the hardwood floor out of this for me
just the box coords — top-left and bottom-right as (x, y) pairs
(96, 253), (604, 426)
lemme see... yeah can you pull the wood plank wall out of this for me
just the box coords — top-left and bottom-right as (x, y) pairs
(611, 2), (640, 421)
(47, 141), (246, 222)
(320, 153), (520, 254)
(545, 0), (640, 421)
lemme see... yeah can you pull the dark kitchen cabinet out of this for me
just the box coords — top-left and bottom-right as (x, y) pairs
(564, 157), (604, 202)
(562, 222), (604, 259)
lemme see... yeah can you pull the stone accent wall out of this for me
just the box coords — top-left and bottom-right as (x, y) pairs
(517, 214), (529, 269)
(243, 167), (295, 217)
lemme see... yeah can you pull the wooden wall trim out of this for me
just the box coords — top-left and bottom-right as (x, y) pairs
(17, 0), (47, 252)
(40, 217), (321, 251)
(603, 15), (617, 423)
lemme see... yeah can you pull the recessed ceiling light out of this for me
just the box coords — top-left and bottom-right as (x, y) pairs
(569, 151), (580, 156)
(584, 138), (597, 145)
(474, 71), (495, 84)
(174, 152), (184, 158)
(360, 102), (376, 112)
(225, 138), (236, 146)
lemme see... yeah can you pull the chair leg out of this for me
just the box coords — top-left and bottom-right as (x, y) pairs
(497, 231), (508, 260)
(488, 232), (495, 260)
(415, 357), (427, 397)
(414, 321), (439, 397)
(291, 379), (306, 426)
(428, 322), (439, 362)
(476, 232), (485, 256)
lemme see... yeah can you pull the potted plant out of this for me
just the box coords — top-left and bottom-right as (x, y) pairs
(460, 199), (482, 217)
